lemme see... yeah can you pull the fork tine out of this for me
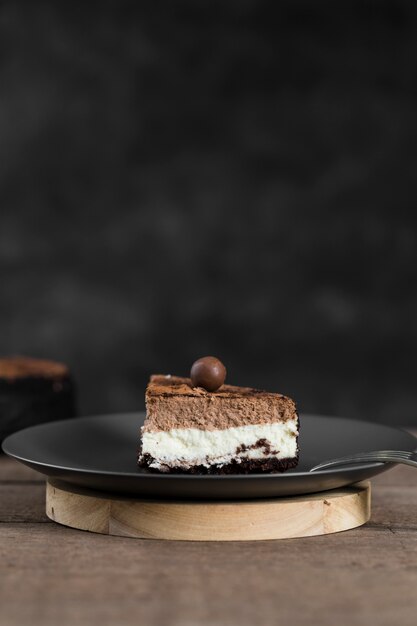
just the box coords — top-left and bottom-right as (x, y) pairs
(310, 449), (415, 472)
(336, 450), (410, 459)
(375, 450), (413, 458)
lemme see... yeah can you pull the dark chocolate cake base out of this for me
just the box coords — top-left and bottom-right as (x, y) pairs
(139, 453), (299, 475)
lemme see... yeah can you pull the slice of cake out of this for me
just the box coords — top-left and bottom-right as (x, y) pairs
(138, 358), (299, 474)
(0, 355), (77, 443)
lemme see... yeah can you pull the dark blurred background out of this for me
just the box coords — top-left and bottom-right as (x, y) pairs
(1, 1), (417, 425)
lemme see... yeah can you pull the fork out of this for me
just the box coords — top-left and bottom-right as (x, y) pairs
(310, 449), (417, 472)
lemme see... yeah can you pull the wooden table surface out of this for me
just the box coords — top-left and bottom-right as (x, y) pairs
(1, 433), (417, 626)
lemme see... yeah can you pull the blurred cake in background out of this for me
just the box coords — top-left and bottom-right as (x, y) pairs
(0, 356), (77, 444)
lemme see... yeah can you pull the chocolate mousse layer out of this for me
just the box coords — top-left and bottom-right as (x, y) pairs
(144, 374), (298, 433)
(0, 356), (69, 381)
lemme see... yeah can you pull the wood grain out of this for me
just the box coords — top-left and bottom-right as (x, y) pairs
(0, 483), (48, 523)
(1, 431), (417, 626)
(0, 457), (43, 481)
(46, 479), (371, 540)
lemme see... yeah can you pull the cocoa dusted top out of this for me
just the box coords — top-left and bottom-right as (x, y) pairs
(148, 375), (284, 399)
(144, 375), (298, 432)
(0, 356), (70, 381)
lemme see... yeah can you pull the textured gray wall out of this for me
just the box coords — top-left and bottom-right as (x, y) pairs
(1, 1), (417, 425)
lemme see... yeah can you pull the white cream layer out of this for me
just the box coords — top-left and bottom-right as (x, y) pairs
(141, 420), (298, 470)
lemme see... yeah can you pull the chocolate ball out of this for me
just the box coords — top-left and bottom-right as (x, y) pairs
(190, 356), (226, 392)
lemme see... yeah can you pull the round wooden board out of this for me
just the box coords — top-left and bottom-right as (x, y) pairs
(46, 479), (371, 541)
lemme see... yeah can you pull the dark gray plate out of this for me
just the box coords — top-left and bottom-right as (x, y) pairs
(2, 413), (416, 500)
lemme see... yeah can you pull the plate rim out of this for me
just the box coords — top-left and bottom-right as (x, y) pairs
(2, 412), (416, 479)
